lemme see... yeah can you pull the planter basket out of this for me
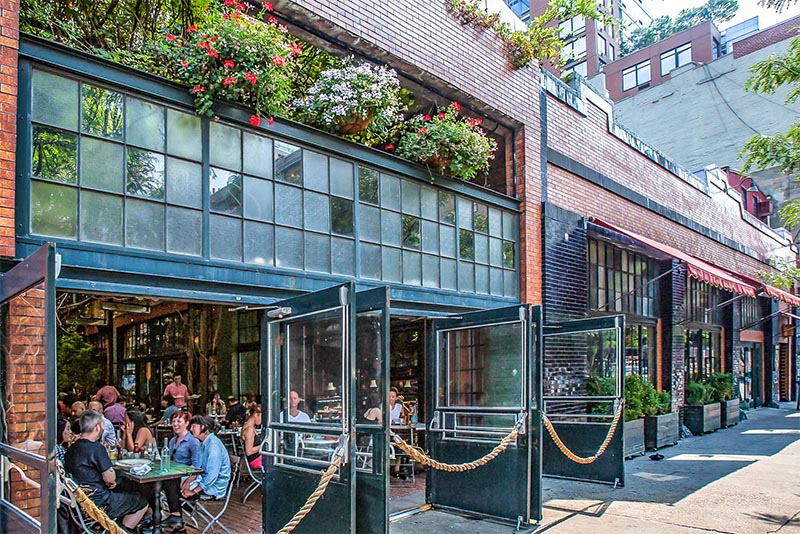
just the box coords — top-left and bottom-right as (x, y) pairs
(421, 154), (453, 171)
(644, 412), (679, 450)
(720, 399), (740, 427)
(336, 110), (374, 135)
(684, 403), (721, 435)
(623, 418), (645, 458)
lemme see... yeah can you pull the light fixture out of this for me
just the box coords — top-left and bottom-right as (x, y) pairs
(369, 379), (378, 389)
(101, 302), (150, 314)
(266, 306), (292, 319)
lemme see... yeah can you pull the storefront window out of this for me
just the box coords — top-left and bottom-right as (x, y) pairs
(685, 329), (721, 379)
(625, 324), (656, 385)
(588, 238), (660, 316)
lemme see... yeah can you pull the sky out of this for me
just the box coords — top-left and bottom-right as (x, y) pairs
(646, 0), (800, 31)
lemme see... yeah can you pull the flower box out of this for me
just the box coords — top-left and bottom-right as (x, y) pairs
(644, 412), (679, 450)
(623, 418), (645, 459)
(683, 403), (721, 435)
(720, 398), (740, 428)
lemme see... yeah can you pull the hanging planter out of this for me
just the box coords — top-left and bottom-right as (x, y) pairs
(335, 109), (375, 135)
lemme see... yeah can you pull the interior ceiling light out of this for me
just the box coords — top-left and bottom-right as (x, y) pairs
(100, 302), (151, 314)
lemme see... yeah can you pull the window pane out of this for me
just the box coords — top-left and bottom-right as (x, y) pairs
(382, 247), (401, 282)
(441, 258), (456, 289)
(331, 198), (354, 236)
(80, 190), (122, 244)
(459, 261), (475, 292)
(476, 265), (489, 294)
(503, 240), (515, 269)
(81, 137), (124, 192)
(458, 198), (473, 229)
(360, 243), (381, 279)
(421, 186), (438, 220)
(31, 180), (76, 238)
(303, 150), (328, 193)
(502, 212), (515, 240)
(459, 229), (475, 260)
(210, 167), (242, 215)
(421, 220), (439, 253)
(402, 215), (421, 249)
(422, 254), (439, 288)
(440, 225), (456, 257)
(81, 84), (123, 140)
(622, 68), (636, 91)
(380, 173), (400, 210)
(275, 227), (303, 269)
(32, 125), (77, 183)
(274, 184), (302, 227)
(490, 267), (503, 295)
(401, 180), (420, 216)
(126, 97), (165, 151)
(243, 175), (273, 221)
(489, 237), (502, 266)
(210, 214), (242, 261)
(126, 199), (165, 251)
(359, 204), (380, 242)
(403, 250), (421, 285)
(242, 132), (272, 178)
(166, 109), (201, 161)
(474, 233), (488, 264)
(330, 158), (354, 199)
(275, 141), (302, 184)
(677, 44), (691, 66)
(166, 157), (202, 208)
(210, 122), (241, 170)
(167, 206), (202, 256)
(32, 70), (78, 131)
(127, 148), (165, 200)
(358, 166), (379, 204)
(381, 210), (401, 246)
(304, 232), (330, 273)
(474, 203), (488, 233)
(661, 53), (675, 75)
(639, 62), (651, 84)
(331, 237), (354, 276)
(304, 191), (329, 233)
(244, 220), (274, 265)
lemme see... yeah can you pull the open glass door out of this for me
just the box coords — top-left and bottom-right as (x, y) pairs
(0, 244), (58, 533)
(426, 305), (541, 525)
(542, 315), (625, 486)
(261, 283), (356, 534)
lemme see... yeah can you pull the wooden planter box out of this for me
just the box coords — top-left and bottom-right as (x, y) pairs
(623, 418), (645, 458)
(720, 399), (740, 427)
(644, 412), (679, 450)
(684, 403), (721, 435)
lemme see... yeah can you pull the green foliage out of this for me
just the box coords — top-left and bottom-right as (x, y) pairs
(657, 390), (672, 414)
(586, 375), (615, 416)
(58, 323), (102, 398)
(685, 379), (709, 406)
(705, 372), (734, 402)
(156, 1), (299, 123)
(395, 102), (497, 181)
(624, 374), (645, 421)
(757, 0), (798, 11)
(448, 0), (613, 68)
(758, 257), (800, 290)
(621, 0), (738, 55)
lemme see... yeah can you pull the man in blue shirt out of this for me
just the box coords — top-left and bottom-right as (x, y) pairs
(181, 415), (231, 499)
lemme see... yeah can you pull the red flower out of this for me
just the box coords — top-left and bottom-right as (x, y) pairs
(210, 36), (218, 42)
(222, 12), (230, 19)
(244, 71), (257, 84)
(267, 117), (275, 125)
(249, 115), (261, 127)
(268, 16), (278, 24)
(223, 76), (236, 86)
(272, 55), (286, 67)
(487, 151), (494, 157)
(418, 127), (427, 134)
(165, 33), (177, 42)
(476, 117), (483, 125)
(278, 24), (288, 32)
(207, 48), (219, 58)
(224, 0), (234, 5)
(451, 101), (461, 111)
(196, 41), (210, 49)
(437, 112), (446, 119)
(187, 25), (198, 32)
(423, 114), (431, 121)
(191, 85), (205, 93)
(467, 118), (480, 127)
(181, 60), (188, 69)
(264, 1), (273, 10)
(289, 44), (303, 56)
(385, 144), (395, 151)
(223, 59), (235, 69)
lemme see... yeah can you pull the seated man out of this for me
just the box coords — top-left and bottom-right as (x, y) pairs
(159, 394), (178, 424)
(222, 396), (246, 428)
(88, 400), (117, 447)
(281, 390), (311, 423)
(65, 409), (148, 533)
(181, 416), (231, 500)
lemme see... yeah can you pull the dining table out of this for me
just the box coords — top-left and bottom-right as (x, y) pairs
(115, 460), (203, 534)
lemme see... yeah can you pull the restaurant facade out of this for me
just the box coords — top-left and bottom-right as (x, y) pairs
(0, 1), (797, 533)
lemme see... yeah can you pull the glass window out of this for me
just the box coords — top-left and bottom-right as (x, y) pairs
(660, 42), (692, 76)
(31, 180), (77, 238)
(331, 198), (354, 236)
(126, 199), (165, 251)
(209, 214), (242, 261)
(127, 148), (165, 200)
(559, 15), (585, 38)
(275, 141), (302, 184)
(167, 206), (202, 256)
(330, 158), (354, 199)
(358, 166), (379, 204)
(243, 132), (272, 178)
(166, 158), (202, 208)
(625, 324), (657, 385)
(402, 215), (421, 249)
(243, 175), (274, 222)
(80, 191), (123, 245)
(80, 137), (124, 192)
(303, 150), (328, 193)
(562, 36), (587, 63)
(210, 167), (242, 215)
(209, 122), (241, 171)
(622, 60), (651, 91)
(543, 329), (620, 397)
(597, 34), (606, 56)
(81, 84), (123, 140)
(439, 192), (455, 224)
(32, 70), (79, 131)
(166, 109), (202, 161)
(244, 220), (274, 265)
(587, 238), (659, 316)
(31, 126), (77, 183)
(126, 97), (165, 152)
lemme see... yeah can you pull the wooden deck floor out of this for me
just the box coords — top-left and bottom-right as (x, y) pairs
(185, 485), (263, 534)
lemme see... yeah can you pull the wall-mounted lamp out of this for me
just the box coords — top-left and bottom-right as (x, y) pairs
(266, 306), (292, 319)
(101, 302), (150, 314)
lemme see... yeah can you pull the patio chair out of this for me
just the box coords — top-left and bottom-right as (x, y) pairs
(57, 474), (99, 534)
(237, 435), (262, 504)
(183, 454), (240, 534)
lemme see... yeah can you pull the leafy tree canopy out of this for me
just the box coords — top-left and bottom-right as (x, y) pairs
(621, 0), (738, 55)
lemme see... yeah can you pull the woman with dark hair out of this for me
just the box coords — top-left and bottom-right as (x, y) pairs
(122, 408), (154, 454)
(362, 391), (382, 423)
(241, 404), (262, 469)
(56, 417), (73, 463)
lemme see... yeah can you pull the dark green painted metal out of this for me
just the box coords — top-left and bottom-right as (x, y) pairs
(426, 305), (542, 524)
(354, 287), (390, 534)
(0, 501), (40, 533)
(261, 283), (356, 534)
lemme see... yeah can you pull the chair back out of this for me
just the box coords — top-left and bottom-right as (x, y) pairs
(223, 454), (240, 505)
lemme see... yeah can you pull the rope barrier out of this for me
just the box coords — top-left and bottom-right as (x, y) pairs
(542, 399), (625, 465)
(56, 461), (126, 534)
(391, 421), (521, 472)
(277, 444), (346, 534)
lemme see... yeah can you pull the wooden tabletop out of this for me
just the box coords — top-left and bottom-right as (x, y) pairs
(115, 461), (203, 484)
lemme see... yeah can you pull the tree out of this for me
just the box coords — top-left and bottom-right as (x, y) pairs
(58, 323), (102, 398)
(757, 0), (798, 11)
(621, 0), (738, 55)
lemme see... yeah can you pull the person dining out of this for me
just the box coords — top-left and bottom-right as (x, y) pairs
(56, 416), (73, 464)
(223, 395), (246, 428)
(362, 392), (382, 423)
(88, 400), (117, 447)
(281, 390), (311, 423)
(389, 388), (405, 424)
(181, 416), (231, 500)
(159, 394), (179, 424)
(164, 374), (190, 409)
(241, 405), (263, 470)
(206, 391), (226, 416)
(122, 408), (154, 454)
(65, 410), (149, 533)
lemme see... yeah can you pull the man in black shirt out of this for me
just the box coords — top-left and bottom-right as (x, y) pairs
(223, 396), (246, 427)
(65, 409), (148, 532)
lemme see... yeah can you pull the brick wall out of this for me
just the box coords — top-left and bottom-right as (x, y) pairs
(542, 204), (587, 322)
(272, 0), (543, 303)
(0, 0), (17, 258)
(733, 15), (800, 58)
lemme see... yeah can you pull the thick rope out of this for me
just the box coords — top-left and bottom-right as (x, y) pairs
(542, 399), (625, 465)
(391, 424), (520, 472)
(56, 461), (125, 534)
(277, 454), (343, 534)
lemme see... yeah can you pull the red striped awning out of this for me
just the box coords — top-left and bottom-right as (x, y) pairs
(593, 219), (757, 297)
(763, 285), (800, 307)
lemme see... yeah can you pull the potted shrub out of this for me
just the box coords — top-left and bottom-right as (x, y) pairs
(707, 372), (739, 427)
(623, 375), (645, 458)
(292, 60), (406, 143)
(683, 379), (721, 435)
(395, 102), (497, 181)
(643, 387), (678, 450)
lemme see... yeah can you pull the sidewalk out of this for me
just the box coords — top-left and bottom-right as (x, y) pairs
(392, 403), (800, 534)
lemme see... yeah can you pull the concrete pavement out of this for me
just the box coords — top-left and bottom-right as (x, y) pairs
(392, 403), (800, 533)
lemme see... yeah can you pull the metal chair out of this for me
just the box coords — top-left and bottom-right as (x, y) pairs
(183, 454), (239, 534)
(237, 435), (263, 504)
